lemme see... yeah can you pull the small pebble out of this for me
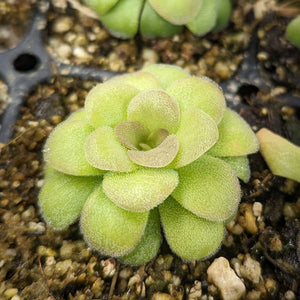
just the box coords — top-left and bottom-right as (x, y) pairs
(52, 16), (73, 33)
(207, 257), (246, 300)
(4, 288), (18, 298)
(239, 254), (261, 285)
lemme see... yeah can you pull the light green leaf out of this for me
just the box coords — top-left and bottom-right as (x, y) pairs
(187, 0), (217, 36)
(159, 197), (224, 261)
(109, 71), (162, 91)
(44, 120), (103, 176)
(142, 64), (189, 89)
(172, 155), (241, 221)
(85, 81), (139, 129)
(127, 89), (180, 133)
(103, 168), (178, 212)
(115, 121), (149, 150)
(44, 165), (60, 180)
(207, 108), (259, 157)
(80, 184), (148, 257)
(148, 0), (203, 25)
(128, 134), (179, 168)
(257, 128), (300, 183)
(140, 1), (183, 38)
(100, 0), (143, 38)
(85, 126), (137, 172)
(213, 0), (231, 32)
(39, 173), (100, 229)
(64, 109), (87, 123)
(119, 208), (161, 265)
(170, 109), (219, 169)
(220, 156), (250, 183)
(85, 0), (120, 15)
(286, 15), (300, 49)
(166, 76), (225, 124)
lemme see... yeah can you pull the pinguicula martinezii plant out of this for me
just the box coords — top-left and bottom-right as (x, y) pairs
(85, 0), (231, 38)
(39, 64), (259, 265)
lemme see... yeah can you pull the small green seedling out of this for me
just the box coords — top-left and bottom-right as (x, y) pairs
(85, 0), (231, 38)
(39, 64), (259, 265)
(257, 128), (300, 183)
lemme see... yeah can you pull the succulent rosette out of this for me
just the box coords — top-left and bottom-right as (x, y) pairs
(39, 64), (259, 265)
(85, 0), (231, 38)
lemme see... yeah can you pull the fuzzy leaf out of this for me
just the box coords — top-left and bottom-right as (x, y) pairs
(65, 109), (87, 122)
(257, 128), (300, 182)
(127, 89), (180, 134)
(115, 121), (149, 150)
(187, 0), (217, 36)
(44, 120), (103, 176)
(128, 134), (179, 168)
(85, 126), (137, 172)
(100, 0), (144, 38)
(170, 109), (219, 169)
(148, 0), (203, 25)
(80, 184), (148, 257)
(85, 81), (139, 129)
(166, 76), (225, 124)
(159, 197), (224, 261)
(44, 165), (60, 180)
(109, 71), (162, 91)
(119, 208), (161, 265)
(143, 64), (189, 89)
(286, 15), (300, 49)
(213, 0), (231, 32)
(103, 168), (178, 212)
(39, 173), (100, 229)
(172, 155), (241, 221)
(85, 0), (119, 15)
(220, 156), (250, 183)
(147, 128), (169, 148)
(140, 1), (183, 38)
(207, 108), (259, 157)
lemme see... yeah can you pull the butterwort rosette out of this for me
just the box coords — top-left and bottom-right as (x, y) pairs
(85, 0), (231, 38)
(39, 64), (259, 265)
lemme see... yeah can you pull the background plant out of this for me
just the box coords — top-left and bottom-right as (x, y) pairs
(85, 0), (231, 38)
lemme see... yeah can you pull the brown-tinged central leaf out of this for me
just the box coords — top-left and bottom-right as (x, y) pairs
(147, 128), (169, 148)
(128, 134), (179, 168)
(115, 121), (149, 150)
(127, 89), (180, 134)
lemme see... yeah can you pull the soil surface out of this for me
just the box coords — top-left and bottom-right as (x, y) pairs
(0, 0), (300, 299)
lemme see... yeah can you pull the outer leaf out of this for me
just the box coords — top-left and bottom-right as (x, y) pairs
(187, 0), (217, 36)
(44, 120), (103, 176)
(119, 209), (161, 265)
(85, 81), (139, 129)
(128, 134), (179, 168)
(103, 168), (179, 212)
(143, 64), (189, 89)
(148, 0), (203, 25)
(127, 89), (180, 134)
(80, 184), (148, 257)
(109, 71), (162, 91)
(39, 173), (100, 229)
(140, 1), (183, 38)
(170, 109), (219, 169)
(159, 197), (224, 261)
(100, 0), (144, 38)
(220, 156), (250, 183)
(213, 0), (231, 32)
(65, 109), (87, 123)
(172, 155), (241, 221)
(44, 165), (60, 180)
(85, 0), (120, 15)
(85, 126), (137, 172)
(207, 108), (259, 157)
(166, 76), (225, 124)
(257, 128), (300, 182)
